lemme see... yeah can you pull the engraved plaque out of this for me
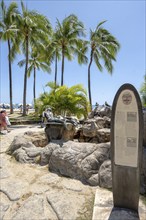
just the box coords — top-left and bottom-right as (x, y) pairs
(127, 112), (137, 122)
(114, 89), (139, 167)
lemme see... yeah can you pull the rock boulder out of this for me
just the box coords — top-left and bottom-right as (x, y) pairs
(49, 141), (111, 185)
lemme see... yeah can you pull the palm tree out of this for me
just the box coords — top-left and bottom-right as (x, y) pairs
(88, 21), (120, 108)
(15, 1), (52, 115)
(18, 49), (51, 105)
(45, 31), (61, 87)
(0, 0), (19, 114)
(55, 14), (86, 86)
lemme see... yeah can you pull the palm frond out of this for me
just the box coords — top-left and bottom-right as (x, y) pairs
(18, 59), (26, 67)
(27, 65), (33, 77)
(1, 0), (6, 19)
(93, 51), (103, 72)
(21, 0), (26, 16)
(40, 63), (51, 73)
(95, 20), (107, 31)
(6, 2), (18, 23)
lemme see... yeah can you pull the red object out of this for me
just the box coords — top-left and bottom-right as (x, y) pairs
(0, 112), (7, 128)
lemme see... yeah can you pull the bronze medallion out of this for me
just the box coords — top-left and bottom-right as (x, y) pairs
(122, 92), (132, 105)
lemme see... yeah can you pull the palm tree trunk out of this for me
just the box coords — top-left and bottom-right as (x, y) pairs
(33, 66), (36, 104)
(88, 53), (93, 109)
(54, 53), (57, 87)
(61, 48), (65, 86)
(23, 36), (29, 116)
(8, 39), (13, 114)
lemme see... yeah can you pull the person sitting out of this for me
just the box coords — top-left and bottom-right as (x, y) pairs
(41, 108), (54, 127)
(44, 108), (53, 121)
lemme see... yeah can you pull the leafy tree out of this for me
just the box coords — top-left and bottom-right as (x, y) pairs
(35, 83), (89, 119)
(88, 21), (120, 108)
(0, 0), (19, 114)
(15, 1), (52, 115)
(55, 14), (86, 86)
(140, 73), (146, 107)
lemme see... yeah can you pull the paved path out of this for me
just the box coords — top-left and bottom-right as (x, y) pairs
(0, 124), (43, 153)
(1, 125), (145, 220)
(0, 124), (96, 220)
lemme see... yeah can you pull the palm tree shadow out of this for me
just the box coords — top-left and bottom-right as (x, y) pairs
(108, 207), (140, 220)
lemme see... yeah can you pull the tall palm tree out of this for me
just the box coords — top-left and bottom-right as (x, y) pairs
(0, 0), (19, 114)
(18, 49), (51, 105)
(15, 1), (52, 115)
(55, 14), (86, 86)
(88, 21), (120, 108)
(46, 31), (61, 87)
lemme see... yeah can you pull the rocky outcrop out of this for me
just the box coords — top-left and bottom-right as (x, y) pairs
(7, 134), (111, 185)
(82, 120), (98, 137)
(88, 105), (112, 119)
(6, 131), (48, 155)
(24, 130), (48, 147)
(49, 141), (110, 185)
(98, 160), (112, 189)
(78, 105), (111, 143)
(97, 128), (110, 143)
(6, 131), (146, 194)
(78, 118), (111, 143)
(7, 134), (59, 165)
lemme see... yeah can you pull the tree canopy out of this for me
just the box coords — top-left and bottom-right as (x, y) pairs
(87, 20), (120, 108)
(1, 1), (121, 113)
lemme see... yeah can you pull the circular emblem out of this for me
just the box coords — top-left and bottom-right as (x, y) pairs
(122, 92), (132, 105)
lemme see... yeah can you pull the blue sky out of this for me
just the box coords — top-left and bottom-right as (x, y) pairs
(0, 0), (145, 106)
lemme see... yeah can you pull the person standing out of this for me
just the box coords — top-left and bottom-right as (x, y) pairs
(26, 104), (29, 115)
(20, 105), (23, 114)
(0, 110), (10, 134)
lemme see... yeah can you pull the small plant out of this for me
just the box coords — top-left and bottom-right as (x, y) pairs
(35, 83), (90, 119)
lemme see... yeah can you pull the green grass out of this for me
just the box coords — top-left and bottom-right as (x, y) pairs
(8, 112), (40, 123)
